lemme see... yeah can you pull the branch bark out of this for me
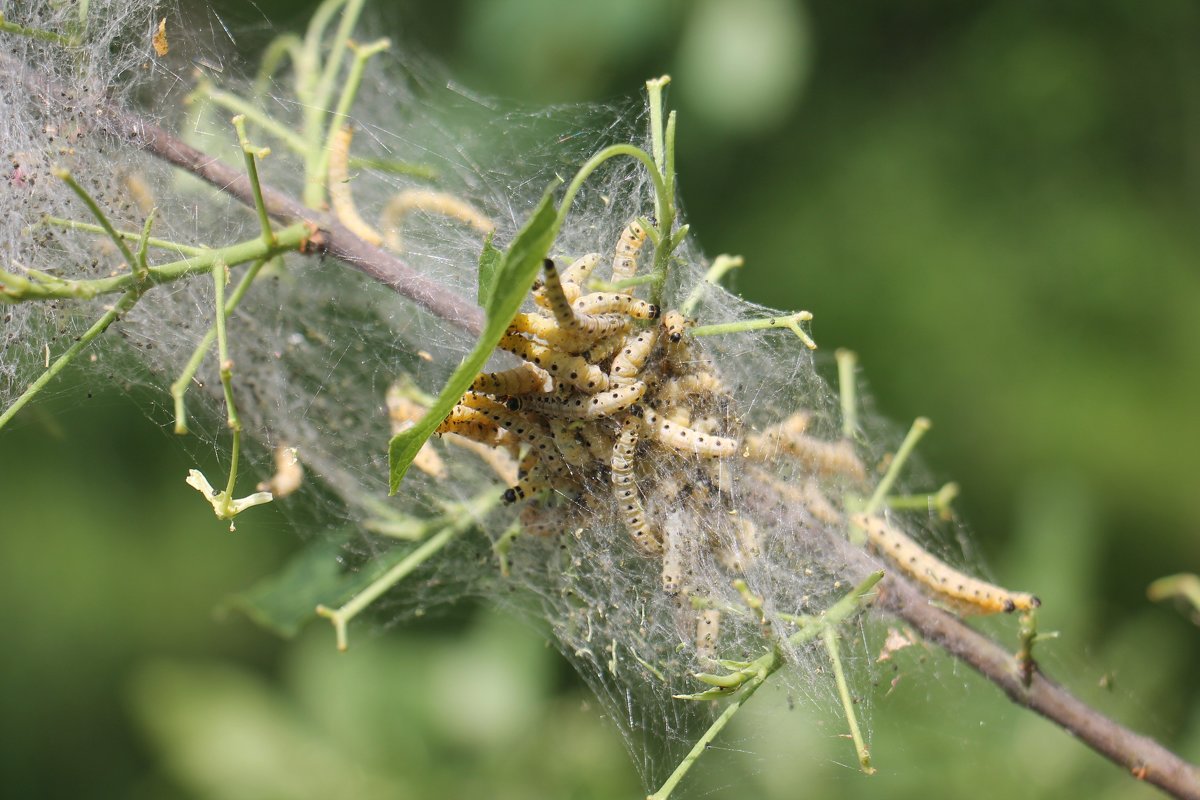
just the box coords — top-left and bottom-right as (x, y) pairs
(18, 59), (1199, 800)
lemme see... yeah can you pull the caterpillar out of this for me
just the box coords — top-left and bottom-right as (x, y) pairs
(497, 334), (611, 393)
(611, 412), (662, 555)
(508, 311), (630, 354)
(661, 310), (692, 343)
(640, 406), (738, 458)
(532, 252), (600, 309)
(513, 381), (647, 419)
(573, 292), (660, 321)
(695, 608), (721, 662)
(547, 417), (591, 467)
(504, 464), (549, 504)
(471, 362), (552, 396)
(852, 513), (1040, 614)
(611, 217), (651, 291)
(610, 329), (659, 385)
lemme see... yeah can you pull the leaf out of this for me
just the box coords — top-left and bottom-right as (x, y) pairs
(476, 231), (502, 307)
(388, 178), (562, 493)
(227, 529), (442, 637)
(225, 531), (356, 637)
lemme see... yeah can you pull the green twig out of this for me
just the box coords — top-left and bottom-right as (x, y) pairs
(55, 169), (137, 269)
(823, 625), (875, 774)
(655, 572), (883, 799)
(0, 288), (142, 431)
(1, 223), (309, 302)
(691, 311), (816, 349)
(232, 116), (276, 247)
(170, 257), (269, 434)
(557, 144), (666, 226)
(134, 210), (157, 280)
(680, 254), (743, 317)
(312, 37), (391, 194)
(864, 417), (932, 515)
(316, 491), (501, 650)
(836, 348), (858, 439)
(40, 217), (207, 257)
(0, 12), (72, 44)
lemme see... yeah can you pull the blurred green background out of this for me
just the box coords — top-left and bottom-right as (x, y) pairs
(2, 0), (1199, 797)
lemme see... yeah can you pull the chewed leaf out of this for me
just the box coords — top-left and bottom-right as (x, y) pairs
(476, 231), (502, 308)
(388, 179), (562, 493)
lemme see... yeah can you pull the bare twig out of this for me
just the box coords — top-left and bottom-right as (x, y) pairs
(10, 57), (1199, 800)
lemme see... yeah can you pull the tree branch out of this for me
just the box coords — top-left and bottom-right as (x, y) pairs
(14, 57), (1199, 799)
(94, 98), (486, 338)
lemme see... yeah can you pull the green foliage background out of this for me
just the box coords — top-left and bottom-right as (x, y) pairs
(2, 0), (1199, 797)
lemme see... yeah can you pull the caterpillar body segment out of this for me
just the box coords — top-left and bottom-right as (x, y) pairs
(573, 292), (660, 321)
(611, 413), (663, 555)
(641, 407), (738, 458)
(438, 406), (522, 454)
(563, 252), (603, 287)
(610, 329), (659, 385)
(513, 381), (647, 420)
(504, 466), (549, 504)
(695, 608), (721, 662)
(611, 218), (651, 291)
(535, 258), (583, 335)
(661, 310), (692, 343)
(516, 448), (539, 480)
(508, 312), (631, 354)
(581, 333), (628, 364)
(580, 420), (616, 462)
(548, 417), (591, 467)
(656, 371), (726, 406)
(471, 362), (552, 396)
(498, 334), (611, 393)
(852, 513), (1040, 614)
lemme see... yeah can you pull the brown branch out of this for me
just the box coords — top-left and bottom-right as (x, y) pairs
(95, 101), (487, 338)
(829, 535), (1200, 800)
(14, 55), (1198, 800)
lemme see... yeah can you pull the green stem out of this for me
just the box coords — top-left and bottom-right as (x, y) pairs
(232, 116), (276, 247)
(41, 217), (207, 256)
(658, 572), (884, 799)
(255, 32), (304, 95)
(199, 83), (308, 153)
(0, 288), (142, 431)
(691, 311), (816, 349)
(836, 348), (858, 439)
(303, 0), (367, 207)
(1, 223), (308, 302)
(822, 625), (875, 774)
(134, 210), (156, 279)
(55, 169), (137, 269)
(557, 144), (665, 225)
(316, 491), (501, 650)
(864, 417), (932, 515)
(312, 37), (391, 195)
(171, 258), (270, 434)
(0, 13), (72, 44)
(195, 85), (432, 178)
(680, 254), (743, 317)
(647, 666), (773, 800)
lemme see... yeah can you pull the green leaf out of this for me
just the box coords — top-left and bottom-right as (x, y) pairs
(225, 531), (357, 638)
(476, 231), (503, 307)
(388, 178), (562, 493)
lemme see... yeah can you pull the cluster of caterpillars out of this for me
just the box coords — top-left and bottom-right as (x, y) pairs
(425, 217), (1038, 663)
